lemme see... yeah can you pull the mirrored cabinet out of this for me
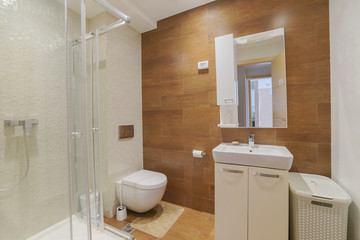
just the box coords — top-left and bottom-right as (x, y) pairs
(215, 28), (288, 128)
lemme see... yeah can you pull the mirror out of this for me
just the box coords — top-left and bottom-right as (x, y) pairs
(236, 28), (287, 128)
(215, 28), (287, 128)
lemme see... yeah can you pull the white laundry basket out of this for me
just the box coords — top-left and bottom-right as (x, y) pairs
(289, 173), (351, 240)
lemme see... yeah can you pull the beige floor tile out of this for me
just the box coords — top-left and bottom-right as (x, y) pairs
(197, 232), (214, 240)
(166, 222), (200, 240)
(132, 230), (158, 240)
(105, 201), (214, 240)
(158, 235), (182, 240)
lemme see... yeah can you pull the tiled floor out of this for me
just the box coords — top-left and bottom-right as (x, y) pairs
(104, 202), (215, 240)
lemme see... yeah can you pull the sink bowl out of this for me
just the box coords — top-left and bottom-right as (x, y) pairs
(212, 143), (293, 170)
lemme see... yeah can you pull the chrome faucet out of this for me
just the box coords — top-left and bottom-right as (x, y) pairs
(249, 134), (255, 150)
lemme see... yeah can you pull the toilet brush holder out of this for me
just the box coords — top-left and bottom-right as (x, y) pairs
(116, 206), (127, 221)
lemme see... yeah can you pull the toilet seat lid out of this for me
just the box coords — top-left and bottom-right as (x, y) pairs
(122, 170), (167, 190)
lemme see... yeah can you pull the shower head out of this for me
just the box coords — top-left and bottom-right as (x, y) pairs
(94, 0), (131, 23)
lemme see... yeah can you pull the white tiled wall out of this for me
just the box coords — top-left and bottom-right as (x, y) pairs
(0, 1), (80, 239)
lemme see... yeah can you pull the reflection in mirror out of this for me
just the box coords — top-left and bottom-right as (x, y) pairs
(236, 28), (287, 128)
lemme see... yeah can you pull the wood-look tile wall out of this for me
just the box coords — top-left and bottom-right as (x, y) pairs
(142, 0), (330, 214)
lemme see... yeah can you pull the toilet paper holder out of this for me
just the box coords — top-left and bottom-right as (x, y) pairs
(192, 150), (206, 158)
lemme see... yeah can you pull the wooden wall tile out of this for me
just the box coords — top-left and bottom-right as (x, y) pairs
(162, 122), (210, 138)
(287, 82), (330, 104)
(142, 68), (161, 87)
(316, 60), (331, 82)
(276, 123), (330, 143)
(159, 162), (186, 180)
(142, 80), (184, 98)
(166, 177), (190, 194)
(236, 0), (275, 22)
(163, 191), (186, 206)
(318, 143), (331, 165)
(161, 150), (194, 167)
(142, 110), (162, 123)
(142, 0), (330, 214)
(286, 63), (316, 85)
(203, 167), (215, 185)
(161, 93), (209, 109)
(143, 136), (184, 151)
(142, 42), (160, 60)
(161, 64), (191, 83)
(284, 142), (318, 163)
(183, 107), (219, 123)
(208, 91), (217, 107)
(143, 109), (183, 123)
(318, 103), (331, 123)
(143, 147), (162, 162)
(183, 76), (216, 94)
(144, 25), (182, 45)
(182, 9), (208, 36)
(143, 123), (161, 137)
(142, 95), (161, 110)
(288, 103), (318, 124)
(183, 137), (219, 153)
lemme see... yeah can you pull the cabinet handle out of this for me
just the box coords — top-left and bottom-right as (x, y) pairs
(220, 168), (243, 174)
(253, 172), (283, 179)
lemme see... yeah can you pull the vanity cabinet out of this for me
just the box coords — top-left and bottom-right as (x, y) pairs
(248, 167), (289, 240)
(215, 163), (289, 240)
(215, 163), (248, 240)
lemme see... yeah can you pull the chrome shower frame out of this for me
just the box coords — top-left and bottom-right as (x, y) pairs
(94, 0), (131, 23)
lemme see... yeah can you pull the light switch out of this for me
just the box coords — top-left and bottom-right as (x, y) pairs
(198, 60), (209, 70)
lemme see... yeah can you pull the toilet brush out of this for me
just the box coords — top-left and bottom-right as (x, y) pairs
(120, 183), (123, 208)
(116, 182), (127, 221)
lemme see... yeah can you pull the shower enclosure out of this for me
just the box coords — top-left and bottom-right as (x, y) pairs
(0, 0), (132, 239)
(70, 17), (129, 234)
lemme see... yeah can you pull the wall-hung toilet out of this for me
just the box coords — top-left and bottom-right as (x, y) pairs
(116, 170), (167, 213)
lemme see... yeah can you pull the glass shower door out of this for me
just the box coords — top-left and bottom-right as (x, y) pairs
(69, 1), (132, 239)
(70, 36), (104, 229)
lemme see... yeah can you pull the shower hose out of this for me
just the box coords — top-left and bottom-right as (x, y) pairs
(0, 125), (30, 192)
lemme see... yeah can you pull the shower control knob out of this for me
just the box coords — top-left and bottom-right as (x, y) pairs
(72, 132), (82, 139)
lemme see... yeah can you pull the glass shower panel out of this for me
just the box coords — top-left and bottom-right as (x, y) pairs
(69, 1), (132, 239)
(91, 33), (104, 229)
(0, 0), (73, 239)
(71, 36), (103, 229)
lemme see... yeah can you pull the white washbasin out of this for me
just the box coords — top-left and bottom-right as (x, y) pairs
(212, 143), (293, 170)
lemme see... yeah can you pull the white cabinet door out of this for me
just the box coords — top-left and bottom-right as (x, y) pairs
(215, 163), (248, 240)
(248, 167), (289, 240)
(215, 34), (238, 106)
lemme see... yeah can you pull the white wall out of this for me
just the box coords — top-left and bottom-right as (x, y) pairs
(330, 1), (360, 239)
(88, 13), (143, 218)
(0, 1), (80, 239)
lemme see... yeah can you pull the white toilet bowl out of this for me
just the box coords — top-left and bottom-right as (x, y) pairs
(116, 170), (167, 213)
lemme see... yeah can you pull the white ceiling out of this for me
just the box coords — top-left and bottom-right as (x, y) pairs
(67, 0), (215, 33)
